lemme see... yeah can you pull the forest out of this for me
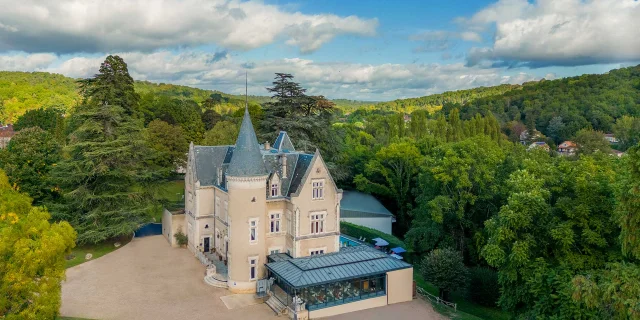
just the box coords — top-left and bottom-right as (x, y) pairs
(1, 57), (639, 319)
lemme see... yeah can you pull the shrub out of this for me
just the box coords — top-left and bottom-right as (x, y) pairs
(468, 267), (500, 307)
(420, 248), (468, 301)
(174, 230), (188, 247)
(340, 221), (405, 249)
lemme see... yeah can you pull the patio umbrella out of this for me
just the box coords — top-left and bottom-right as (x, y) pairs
(390, 247), (407, 254)
(372, 237), (389, 246)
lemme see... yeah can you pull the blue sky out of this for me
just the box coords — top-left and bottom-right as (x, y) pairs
(0, 0), (638, 100)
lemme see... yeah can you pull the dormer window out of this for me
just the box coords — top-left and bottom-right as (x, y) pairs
(271, 183), (279, 197)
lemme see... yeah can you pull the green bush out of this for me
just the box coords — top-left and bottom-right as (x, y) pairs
(468, 267), (500, 307)
(174, 230), (188, 247)
(340, 221), (405, 249)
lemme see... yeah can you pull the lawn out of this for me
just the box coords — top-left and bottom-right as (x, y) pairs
(414, 273), (511, 320)
(65, 235), (132, 268)
(151, 179), (185, 221)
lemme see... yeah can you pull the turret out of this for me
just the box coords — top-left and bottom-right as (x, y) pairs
(226, 106), (269, 293)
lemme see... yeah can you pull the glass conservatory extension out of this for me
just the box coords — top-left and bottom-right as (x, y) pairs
(265, 246), (411, 312)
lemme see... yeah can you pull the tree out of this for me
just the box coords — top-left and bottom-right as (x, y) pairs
(51, 56), (165, 244)
(407, 136), (505, 260)
(547, 116), (566, 144)
(201, 108), (222, 131)
(0, 169), (76, 319)
(571, 145), (640, 319)
(354, 141), (421, 234)
(615, 144), (640, 259)
(0, 127), (61, 204)
(78, 55), (140, 116)
(574, 128), (612, 155)
(202, 121), (239, 146)
(144, 120), (188, 170)
(420, 248), (468, 301)
(13, 107), (66, 140)
(259, 73), (337, 153)
(613, 116), (640, 151)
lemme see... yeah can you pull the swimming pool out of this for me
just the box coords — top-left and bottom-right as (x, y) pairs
(340, 235), (364, 247)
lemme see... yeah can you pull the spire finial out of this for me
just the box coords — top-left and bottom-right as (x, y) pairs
(245, 72), (248, 113)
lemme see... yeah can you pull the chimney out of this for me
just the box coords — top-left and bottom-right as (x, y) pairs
(265, 141), (270, 150)
(281, 155), (287, 179)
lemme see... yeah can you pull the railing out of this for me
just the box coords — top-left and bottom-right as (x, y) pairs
(416, 287), (457, 311)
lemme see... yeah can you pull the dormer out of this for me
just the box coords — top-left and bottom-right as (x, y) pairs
(269, 173), (281, 197)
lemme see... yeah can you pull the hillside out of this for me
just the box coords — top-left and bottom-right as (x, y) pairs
(457, 65), (640, 139)
(0, 72), (369, 123)
(0, 72), (79, 122)
(374, 84), (520, 113)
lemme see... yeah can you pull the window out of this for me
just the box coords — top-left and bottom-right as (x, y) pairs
(249, 258), (257, 280)
(270, 249), (280, 255)
(310, 249), (324, 255)
(312, 180), (324, 200)
(271, 183), (279, 197)
(311, 213), (325, 234)
(270, 213), (281, 233)
(249, 219), (258, 243)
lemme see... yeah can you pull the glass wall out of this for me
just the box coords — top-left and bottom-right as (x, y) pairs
(299, 274), (386, 311)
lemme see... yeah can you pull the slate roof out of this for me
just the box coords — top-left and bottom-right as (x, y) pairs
(341, 191), (393, 218)
(194, 145), (232, 187)
(191, 111), (318, 196)
(227, 108), (268, 177)
(266, 246), (411, 288)
(273, 131), (296, 152)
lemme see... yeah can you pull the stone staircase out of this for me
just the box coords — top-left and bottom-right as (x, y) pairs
(204, 275), (228, 288)
(265, 295), (287, 315)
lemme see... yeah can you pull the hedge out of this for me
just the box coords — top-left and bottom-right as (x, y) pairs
(340, 221), (406, 250)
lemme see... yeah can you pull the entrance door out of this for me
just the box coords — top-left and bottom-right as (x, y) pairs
(203, 237), (210, 253)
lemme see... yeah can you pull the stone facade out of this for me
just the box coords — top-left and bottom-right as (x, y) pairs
(184, 107), (342, 294)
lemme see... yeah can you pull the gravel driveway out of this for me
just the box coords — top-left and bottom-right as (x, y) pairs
(61, 235), (444, 320)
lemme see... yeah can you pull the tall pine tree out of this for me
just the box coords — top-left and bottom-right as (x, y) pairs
(51, 56), (165, 244)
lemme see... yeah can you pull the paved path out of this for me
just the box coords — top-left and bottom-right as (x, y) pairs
(61, 235), (444, 320)
(61, 236), (279, 320)
(325, 299), (447, 320)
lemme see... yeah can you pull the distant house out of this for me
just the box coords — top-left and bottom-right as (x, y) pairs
(604, 134), (619, 144)
(520, 129), (543, 145)
(611, 150), (625, 157)
(557, 141), (577, 156)
(340, 190), (395, 234)
(528, 141), (550, 152)
(0, 124), (14, 149)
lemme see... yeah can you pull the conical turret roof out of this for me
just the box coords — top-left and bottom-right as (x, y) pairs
(227, 107), (268, 177)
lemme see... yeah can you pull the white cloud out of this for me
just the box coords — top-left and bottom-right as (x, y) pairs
(0, 51), (539, 100)
(461, 0), (640, 67)
(0, 0), (378, 54)
(0, 53), (57, 71)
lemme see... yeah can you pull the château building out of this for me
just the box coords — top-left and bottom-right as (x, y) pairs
(166, 103), (413, 319)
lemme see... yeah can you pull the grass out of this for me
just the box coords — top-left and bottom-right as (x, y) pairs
(151, 179), (185, 221)
(65, 235), (132, 268)
(414, 273), (511, 320)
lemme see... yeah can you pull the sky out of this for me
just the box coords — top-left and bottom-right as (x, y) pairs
(0, 0), (639, 101)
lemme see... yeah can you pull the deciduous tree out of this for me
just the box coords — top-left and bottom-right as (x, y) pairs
(420, 248), (468, 301)
(0, 127), (61, 204)
(0, 169), (76, 319)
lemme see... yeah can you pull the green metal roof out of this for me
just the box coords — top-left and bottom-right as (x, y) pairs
(340, 191), (393, 218)
(266, 246), (411, 289)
